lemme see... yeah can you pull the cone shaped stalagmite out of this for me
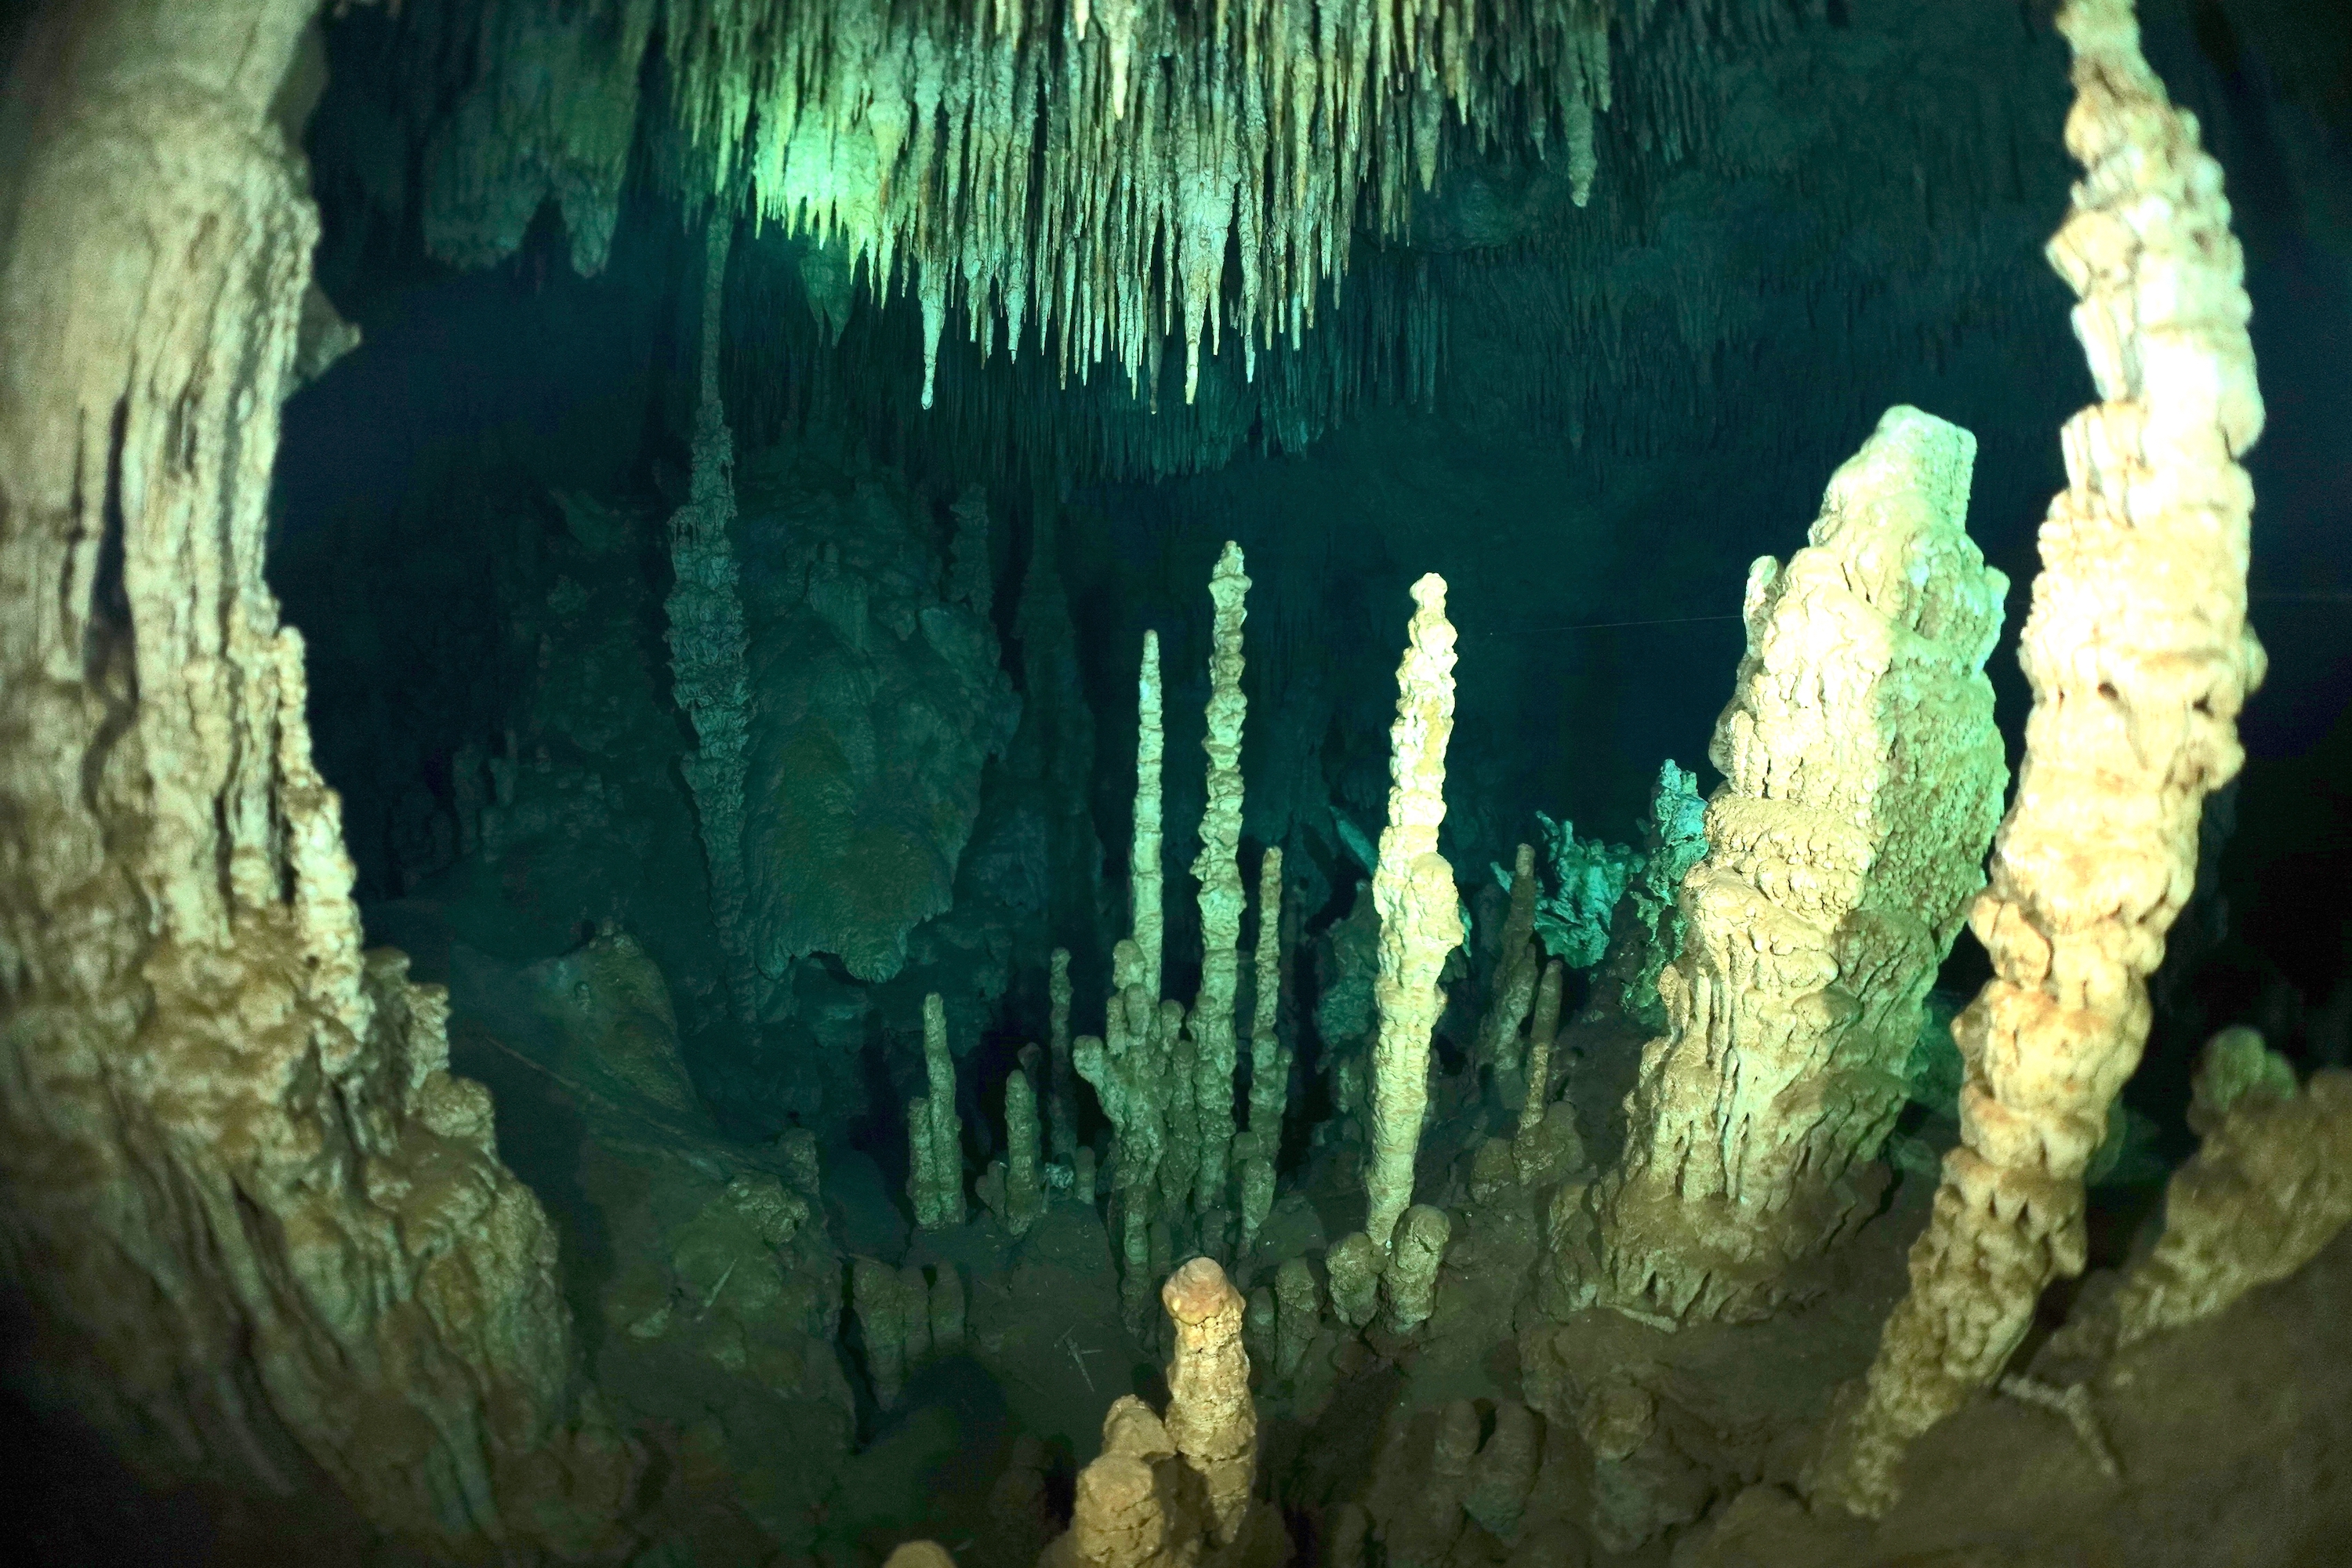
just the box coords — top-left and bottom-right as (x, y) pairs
(1810, 0), (2271, 1515)
(1365, 575), (1464, 1252)
(1587, 405), (2009, 1325)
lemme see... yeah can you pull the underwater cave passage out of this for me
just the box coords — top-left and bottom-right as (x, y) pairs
(3, 1), (2351, 1565)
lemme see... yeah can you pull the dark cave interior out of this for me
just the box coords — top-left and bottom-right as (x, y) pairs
(2, 1), (2350, 1565)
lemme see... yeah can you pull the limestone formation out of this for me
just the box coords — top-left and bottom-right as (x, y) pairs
(1047, 1258), (1267, 1568)
(1589, 404), (2009, 1323)
(1812, 0), (2272, 1514)
(664, 217), (760, 1025)
(1247, 846), (1290, 1152)
(1192, 543), (1253, 1219)
(2042, 1039), (2352, 1374)
(736, 450), (1017, 983)
(1366, 575), (1466, 1251)
(1465, 1402), (1542, 1540)
(1076, 945), (1176, 1330)
(853, 1256), (909, 1405)
(1327, 1232), (1385, 1330)
(0, 5), (630, 1552)
(410, 1), (1619, 406)
(1381, 1204), (1454, 1336)
(981, 1065), (1048, 1239)
(1238, 1156), (1277, 1258)
(1161, 1258), (1258, 1546)
(1597, 761), (1709, 1033)
(910, 994), (967, 1229)
(1133, 631), (1167, 1000)
(1050, 947), (1080, 1166)
(902, 1263), (936, 1363)
(1478, 844), (1542, 1078)
(1273, 1258), (1321, 1381)
(1515, 960), (1568, 1160)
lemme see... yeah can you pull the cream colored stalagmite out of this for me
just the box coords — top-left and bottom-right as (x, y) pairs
(1160, 1258), (1259, 1547)
(1133, 631), (1166, 1000)
(1584, 405), (2008, 1324)
(1809, 0), (2270, 1515)
(664, 216), (759, 1025)
(1364, 575), (1465, 1251)
(1192, 542), (1252, 1221)
(0, 2), (629, 1552)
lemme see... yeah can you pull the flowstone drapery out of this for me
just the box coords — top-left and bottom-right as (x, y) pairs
(1811, 0), (2271, 1514)
(1584, 405), (2009, 1324)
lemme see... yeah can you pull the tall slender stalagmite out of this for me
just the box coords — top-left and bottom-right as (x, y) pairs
(1249, 845), (1290, 1144)
(0, 2), (629, 1552)
(1192, 542), (1252, 1218)
(1810, 0), (2269, 1515)
(1365, 575), (1464, 1251)
(1132, 631), (1165, 1002)
(665, 216), (759, 1025)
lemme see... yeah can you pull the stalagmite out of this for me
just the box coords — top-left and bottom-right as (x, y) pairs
(1588, 405), (2009, 1323)
(1515, 960), (1566, 1146)
(665, 216), (760, 1026)
(420, 2), (1621, 411)
(1133, 632), (1167, 1000)
(1365, 575), (1465, 1251)
(1479, 844), (1542, 1076)
(1327, 1232), (1385, 1330)
(980, 1064), (1048, 1238)
(1049, 947), (1080, 1166)
(1810, 0), (2270, 1514)
(0, 4), (630, 1552)
(1274, 1257), (1320, 1380)
(1381, 1204), (1453, 1335)
(1238, 1156), (1276, 1256)
(854, 1257), (909, 1405)
(1192, 542), (1253, 1218)
(902, 1263), (935, 1363)
(912, 993), (967, 1229)
(1248, 846), (1290, 1144)
(2035, 1034), (2352, 1376)
(1162, 1257), (1258, 1546)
